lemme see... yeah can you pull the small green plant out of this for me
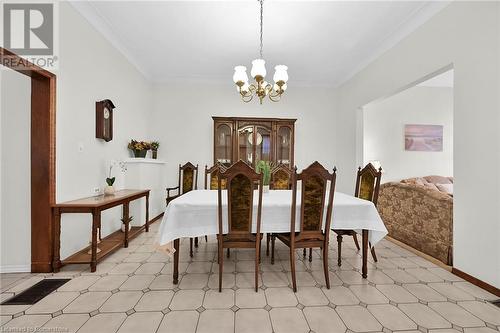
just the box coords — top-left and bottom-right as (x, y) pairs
(256, 160), (271, 186)
(151, 141), (160, 151)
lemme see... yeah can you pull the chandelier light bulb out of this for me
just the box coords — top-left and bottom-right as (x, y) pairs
(251, 59), (267, 79)
(233, 66), (249, 84)
(273, 65), (288, 83)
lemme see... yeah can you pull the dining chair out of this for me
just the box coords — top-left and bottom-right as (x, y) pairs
(334, 163), (382, 266)
(204, 162), (228, 190)
(265, 164), (293, 256)
(270, 161), (337, 292)
(217, 160), (263, 292)
(166, 162), (198, 257)
(199, 163), (228, 245)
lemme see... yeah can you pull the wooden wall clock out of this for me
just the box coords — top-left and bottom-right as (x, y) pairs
(96, 99), (116, 142)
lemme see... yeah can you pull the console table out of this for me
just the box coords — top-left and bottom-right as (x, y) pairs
(52, 189), (150, 272)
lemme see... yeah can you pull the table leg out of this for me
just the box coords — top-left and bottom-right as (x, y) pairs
(91, 210), (100, 273)
(362, 229), (368, 279)
(145, 193), (150, 232)
(123, 202), (130, 248)
(52, 208), (61, 272)
(173, 238), (180, 284)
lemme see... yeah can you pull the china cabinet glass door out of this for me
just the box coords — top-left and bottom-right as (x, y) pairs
(238, 125), (254, 166)
(276, 126), (292, 167)
(214, 123), (233, 165)
(255, 125), (272, 164)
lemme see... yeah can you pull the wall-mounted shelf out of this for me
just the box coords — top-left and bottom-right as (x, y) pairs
(124, 158), (166, 164)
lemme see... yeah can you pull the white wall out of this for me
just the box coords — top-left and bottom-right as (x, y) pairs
(364, 86), (453, 182)
(54, 2), (152, 259)
(335, 2), (500, 287)
(0, 69), (31, 272)
(150, 82), (338, 190)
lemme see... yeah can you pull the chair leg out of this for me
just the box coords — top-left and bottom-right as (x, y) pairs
(352, 233), (360, 251)
(255, 239), (260, 292)
(218, 245), (224, 292)
(205, 235), (208, 242)
(266, 234), (270, 256)
(322, 246), (330, 289)
(337, 235), (342, 266)
(227, 248), (230, 258)
(303, 248), (307, 258)
(189, 238), (194, 258)
(271, 235), (276, 265)
(370, 243), (378, 262)
(290, 246), (297, 292)
(308, 248), (313, 262)
(194, 237), (199, 248)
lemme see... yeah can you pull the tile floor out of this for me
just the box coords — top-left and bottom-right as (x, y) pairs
(1, 222), (499, 333)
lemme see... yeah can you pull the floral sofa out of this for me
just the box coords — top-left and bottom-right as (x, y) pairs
(378, 176), (453, 265)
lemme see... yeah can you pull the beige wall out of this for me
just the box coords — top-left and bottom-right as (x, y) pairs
(335, 2), (500, 287)
(364, 86), (453, 182)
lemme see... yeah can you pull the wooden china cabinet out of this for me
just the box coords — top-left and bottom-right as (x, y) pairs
(212, 116), (296, 169)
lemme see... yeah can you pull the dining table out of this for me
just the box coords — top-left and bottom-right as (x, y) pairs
(158, 189), (388, 284)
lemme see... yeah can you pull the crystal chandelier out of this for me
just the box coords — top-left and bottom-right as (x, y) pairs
(233, 0), (288, 104)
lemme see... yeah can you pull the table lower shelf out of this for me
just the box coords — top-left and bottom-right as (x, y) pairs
(62, 226), (144, 265)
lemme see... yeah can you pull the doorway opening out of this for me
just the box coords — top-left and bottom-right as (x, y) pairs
(358, 66), (454, 267)
(0, 47), (56, 273)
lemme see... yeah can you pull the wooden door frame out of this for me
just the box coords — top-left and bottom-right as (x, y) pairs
(1, 47), (56, 273)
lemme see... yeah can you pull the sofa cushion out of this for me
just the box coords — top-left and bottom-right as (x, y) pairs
(436, 183), (453, 195)
(424, 175), (452, 184)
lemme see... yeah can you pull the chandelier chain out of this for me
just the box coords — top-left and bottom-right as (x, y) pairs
(259, 0), (264, 58)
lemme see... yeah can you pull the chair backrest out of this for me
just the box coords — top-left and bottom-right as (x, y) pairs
(291, 161), (337, 243)
(179, 162), (198, 194)
(270, 164), (292, 190)
(204, 163), (228, 190)
(218, 160), (263, 240)
(354, 163), (382, 206)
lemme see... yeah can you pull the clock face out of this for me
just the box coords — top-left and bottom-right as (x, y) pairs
(104, 108), (110, 119)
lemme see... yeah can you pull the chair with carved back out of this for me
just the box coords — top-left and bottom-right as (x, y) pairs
(166, 162), (198, 257)
(334, 163), (382, 266)
(270, 161), (337, 292)
(204, 162), (228, 190)
(195, 163), (228, 245)
(264, 164), (293, 256)
(217, 160), (263, 292)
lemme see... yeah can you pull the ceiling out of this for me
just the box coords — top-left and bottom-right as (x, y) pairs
(71, 1), (450, 87)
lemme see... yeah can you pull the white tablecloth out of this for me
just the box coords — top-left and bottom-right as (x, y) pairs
(158, 190), (388, 246)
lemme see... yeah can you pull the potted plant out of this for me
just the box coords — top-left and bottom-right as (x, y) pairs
(120, 216), (133, 232)
(128, 139), (150, 158)
(256, 160), (271, 193)
(104, 163), (116, 195)
(151, 141), (160, 159)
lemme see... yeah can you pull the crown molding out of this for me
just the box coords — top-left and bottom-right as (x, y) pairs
(336, 1), (452, 88)
(68, 0), (152, 81)
(69, 1), (450, 87)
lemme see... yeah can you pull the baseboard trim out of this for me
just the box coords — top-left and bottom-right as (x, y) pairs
(385, 236), (451, 270)
(0, 264), (31, 273)
(149, 212), (164, 224)
(451, 268), (500, 297)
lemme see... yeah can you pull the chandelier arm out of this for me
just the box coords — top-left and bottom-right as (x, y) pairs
(242, 94), (254, 103)
(268, 93), (282, 102)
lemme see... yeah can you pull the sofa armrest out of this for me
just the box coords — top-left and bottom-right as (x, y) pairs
(378, 182), (453, 264)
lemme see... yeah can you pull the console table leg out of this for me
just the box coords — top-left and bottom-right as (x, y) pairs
(52, 208), (61, 272)
(91, 211), (100, 272)
(362, 229), (368, 279)
(123, 202), (130, 248)
(173, 238), (180, 284)
(145, 194), (150, 232)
